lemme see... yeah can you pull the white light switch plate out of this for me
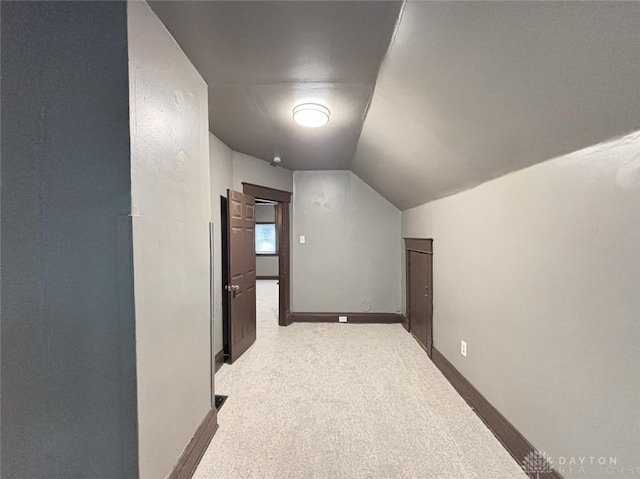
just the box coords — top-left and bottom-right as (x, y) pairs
(461, 340), (467, 357)
(299, 235), (306, 244)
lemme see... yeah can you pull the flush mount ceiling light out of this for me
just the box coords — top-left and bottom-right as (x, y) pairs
(292, 103), (330, 128)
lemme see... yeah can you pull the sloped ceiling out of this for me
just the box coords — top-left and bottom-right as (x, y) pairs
(352, 2), (640, 209)
(150, 1), (640, 210)
(148, 1), (402, 170)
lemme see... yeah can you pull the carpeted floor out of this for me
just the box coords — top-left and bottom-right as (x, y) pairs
(194, 280), (527, 479)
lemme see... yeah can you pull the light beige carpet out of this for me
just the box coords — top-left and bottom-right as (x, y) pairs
(194, 280), (527, 479)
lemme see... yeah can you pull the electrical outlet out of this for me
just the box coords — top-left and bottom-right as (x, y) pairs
(460, 340), (467, 357)
(338, 316), (347, 323)
(299, 235), (306, 244)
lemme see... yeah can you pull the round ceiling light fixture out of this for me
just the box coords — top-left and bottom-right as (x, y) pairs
(292, 103), (330, 128)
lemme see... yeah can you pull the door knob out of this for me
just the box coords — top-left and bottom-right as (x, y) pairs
(225, 284), (240, 292)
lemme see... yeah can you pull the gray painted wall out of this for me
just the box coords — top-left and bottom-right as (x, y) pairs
(233, 151), (294, 193)
(401, 131), (640, 476)
(209, 133), (234, 355)
(1, 2), (137, 477)
(210, 140), (292, 354)
(128, 3), (211, 478)
(256, 204), (276, 222)
(257, 256), (279, 277)
(292, 171), (401, 313)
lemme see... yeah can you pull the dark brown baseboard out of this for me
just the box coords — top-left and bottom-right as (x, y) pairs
(400, 314), (409, 331)
(256, 275), (279, 280)
(168, 408), (218, 479)
(289, 312), (404, 324)
(431, 348), (563, 479)
(214, 350), (225, 373)
(281, 312), (293, 327)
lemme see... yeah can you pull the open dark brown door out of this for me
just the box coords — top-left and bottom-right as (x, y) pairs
(226, 189), (256, 363)
(405, 239), (433, 357)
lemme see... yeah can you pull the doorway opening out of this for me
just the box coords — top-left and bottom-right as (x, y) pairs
(405, 238), (433, 358)
(254, 198), (280, 343)
(220, 196), (230, 358)
(243, 182), (291, 329)
(221, 183), (291, 365)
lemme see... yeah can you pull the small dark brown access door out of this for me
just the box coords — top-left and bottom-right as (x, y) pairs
(405, 239), (433, 357)
(226, 189), (257, 363)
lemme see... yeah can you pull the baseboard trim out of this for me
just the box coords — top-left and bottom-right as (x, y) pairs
(168, 408), (218, 479)
(400, 314), (409, 331)
(281, 312), (293, 327)
(431, 348), (563, 479)
(214, 350), (225, 373)
(289, 312), (404, 324)
(256, 275), (279, 280)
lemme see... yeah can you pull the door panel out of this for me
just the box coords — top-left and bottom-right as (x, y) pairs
(409, 250), (428, 349)
(227, 189), (256, 363)
(406, 238), (433, 357)
(425, 253), (433, 353)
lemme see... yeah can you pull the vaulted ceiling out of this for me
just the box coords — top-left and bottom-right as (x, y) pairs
(149, 1), (402, 170)
(352, 2), (640, 208)
(151, 1), (640, 210)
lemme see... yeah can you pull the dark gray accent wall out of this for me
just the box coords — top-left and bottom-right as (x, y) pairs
(1, 2), (137, 478)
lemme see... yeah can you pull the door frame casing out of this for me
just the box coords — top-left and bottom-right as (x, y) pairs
(405, 238), (433, 357)
(242, 182), (292, 327)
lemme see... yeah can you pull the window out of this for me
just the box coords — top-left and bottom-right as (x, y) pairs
(255, 223), (277, 254)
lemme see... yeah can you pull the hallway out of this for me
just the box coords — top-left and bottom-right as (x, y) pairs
(195, 280), (527, 478)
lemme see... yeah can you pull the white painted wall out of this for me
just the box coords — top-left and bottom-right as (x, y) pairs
(401, 131), (640, 476)
(128, 3), (211, 478)
(292, 171), (402, 313)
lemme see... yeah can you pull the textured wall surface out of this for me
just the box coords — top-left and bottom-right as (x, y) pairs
(0, 2), (137, 477)
(402, 131), (640, 476)
(292, 171), (401, 313)
(232, 151), (293, 193)
(128, 2), (212, 478)
(209, 133), (234, 355)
